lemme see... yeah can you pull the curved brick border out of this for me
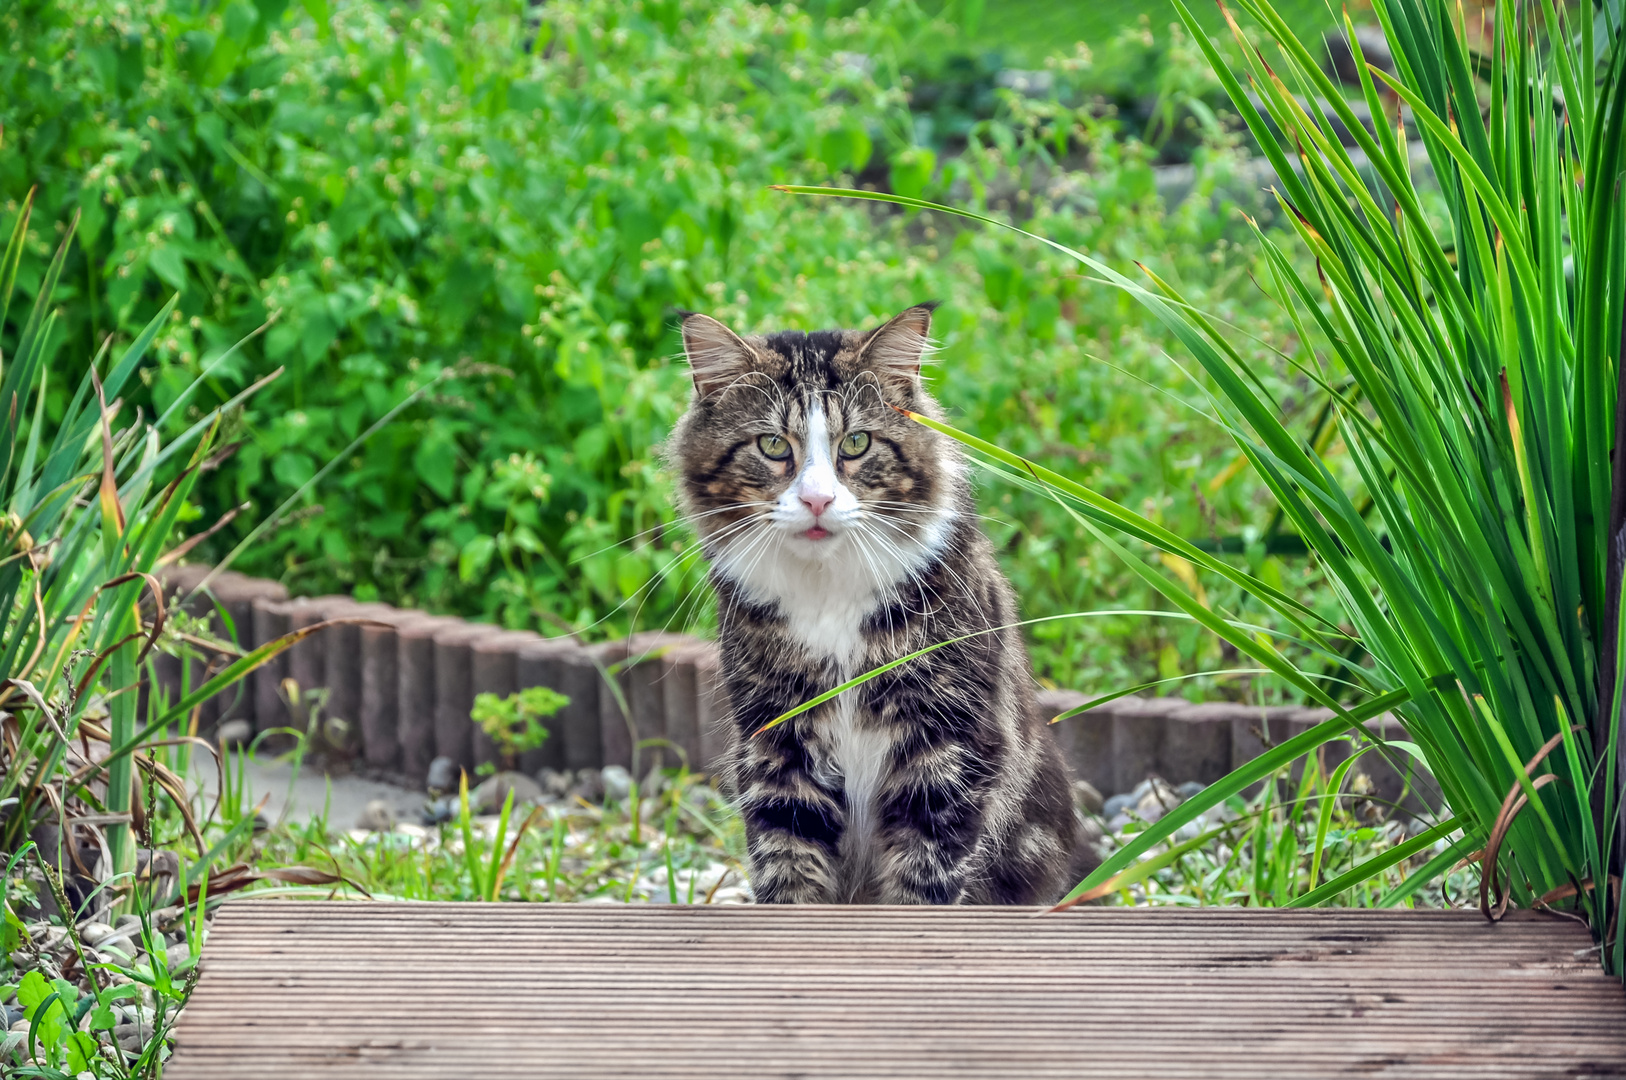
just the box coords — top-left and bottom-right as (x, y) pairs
(154, 565), (1436, 808)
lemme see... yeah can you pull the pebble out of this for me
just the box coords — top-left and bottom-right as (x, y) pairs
(355, 799), (396, 832)
(166, 941), (193, 969)
(600, 765), (632, 802)
(216, 718), (253, 749)
(78, 921), (116, 946)
(1071, 780), (1105, 816)
(537, 767), (574, 798)
(419, 797), (455, 825)
(99, 938), (137, 964)
(470, 771), (545, 814)
(569, 767), (606, 803)
(2, 1005), (22, 1028)
(425, 755), (459, 793)
(1133, 778), (1182, 823)
(1102, 792), (1137, 818)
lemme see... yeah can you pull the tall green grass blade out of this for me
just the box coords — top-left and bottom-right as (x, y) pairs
(1062, 692), (1411, 906)
(1286, 818), (1461, 908)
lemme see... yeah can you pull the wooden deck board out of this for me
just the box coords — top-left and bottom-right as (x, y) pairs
(168, 903), (1626, 1079)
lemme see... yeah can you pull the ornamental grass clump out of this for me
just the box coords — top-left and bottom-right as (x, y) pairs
(784, 0), (1626, 967)
(0, 192), (379, 1073)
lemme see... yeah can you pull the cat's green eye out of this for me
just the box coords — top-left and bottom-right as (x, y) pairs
(757, 433), (792, 461)
(839, 431), (871, 458)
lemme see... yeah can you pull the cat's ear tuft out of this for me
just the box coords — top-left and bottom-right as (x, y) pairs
(680, 312), (755, 397)
(858, 301), (940, 384)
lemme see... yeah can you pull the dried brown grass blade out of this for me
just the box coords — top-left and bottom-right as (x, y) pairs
(186, 863), (372, 904)
(157, 503), (246, 567)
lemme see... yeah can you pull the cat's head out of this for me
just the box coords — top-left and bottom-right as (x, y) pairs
(668, 303), (961, 592)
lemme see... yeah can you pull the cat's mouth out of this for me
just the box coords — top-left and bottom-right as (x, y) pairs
(801, 525), (832, 541)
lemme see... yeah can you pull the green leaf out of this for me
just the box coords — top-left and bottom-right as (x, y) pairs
(1285, 818), (1462, 908)
(888, 147), (936, 202)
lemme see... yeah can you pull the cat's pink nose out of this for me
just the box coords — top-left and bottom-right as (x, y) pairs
(800, 489), (834, 517)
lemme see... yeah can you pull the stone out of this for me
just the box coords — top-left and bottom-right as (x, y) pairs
(3, 1005), (23, 1028)
(1176, 780), (1206, 800)
(471, 630), (543, 771)
(396, 615), (462, 781)
(280, 597), (330, 723)
(216, 718), (252, 750)
(469, 771), (544, 815)
(205, 573), (287, 728)
(537, 767), (574, 799)
(1162, 703), (1237, 784)
(600, 764), (633, 802)
(251, 596), (291, 734)
(165, 940), (192, 969)
(1071, 779), (1104, 816)
(688, 642), (732, 778)
(1133, 777), (1183, 823)
(355, 799), (395, 832)
(1038, 689), (1114, 796)
(420, 797), (455, 826)
(1077, 812), (1107, 859)
(660, 646), (702, 773)
(1102, 792), (1137, 818)
(426, 755), (459, 794)
(432, 622), (504, 773)
(78, 921), (115, 946)
(1110, 697), (1186, 793)
(570, 767), (606, 803)
(359, 614), (407, 771)
(515, 636), (602, 771)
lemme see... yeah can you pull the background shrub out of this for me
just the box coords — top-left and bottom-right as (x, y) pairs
(3, 0), (1324, 693)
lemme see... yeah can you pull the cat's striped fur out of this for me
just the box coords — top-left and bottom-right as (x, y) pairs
(669, 303), (1086, 904)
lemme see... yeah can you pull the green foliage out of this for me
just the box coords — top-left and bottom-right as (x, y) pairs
(3, 0), (950, 631)
(254, 767), (748, 904)
(4, 0), (1300, 693)
(1094, 750), (1469, 908)
(470, 685), (566, 767)
(798, 0), (1626, 959)
(0, 192), (254, 869)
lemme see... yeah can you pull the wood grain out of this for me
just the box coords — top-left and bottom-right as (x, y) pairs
(167, 902), (1626, 1079)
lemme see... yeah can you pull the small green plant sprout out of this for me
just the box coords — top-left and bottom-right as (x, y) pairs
(471, 687), (568, 771)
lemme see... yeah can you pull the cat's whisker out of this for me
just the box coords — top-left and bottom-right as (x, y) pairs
(860, 516), (964, 625)
(845, 524), (916, 654)
(569, 501), (768, 567)
(574, 511), (769, 636)
(864, 500), (1008, 529)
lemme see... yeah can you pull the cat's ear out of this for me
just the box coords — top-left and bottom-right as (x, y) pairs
(858, 301), (940, 385)
(679, 312), (756, 397)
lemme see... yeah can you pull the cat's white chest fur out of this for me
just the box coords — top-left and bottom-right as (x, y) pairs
(706, 408), (959, 882)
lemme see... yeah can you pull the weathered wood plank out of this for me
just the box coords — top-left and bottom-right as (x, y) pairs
(167, 903), (1626, 1079)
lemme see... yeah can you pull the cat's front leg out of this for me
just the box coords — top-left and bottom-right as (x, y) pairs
(871, 713), (997, 905)
(733, 723), (847, 904)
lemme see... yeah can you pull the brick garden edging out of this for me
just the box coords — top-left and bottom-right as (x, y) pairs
(154, 565), (1432, 806)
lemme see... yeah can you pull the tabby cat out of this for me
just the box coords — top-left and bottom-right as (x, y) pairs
(669, 303), (1086, 905)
